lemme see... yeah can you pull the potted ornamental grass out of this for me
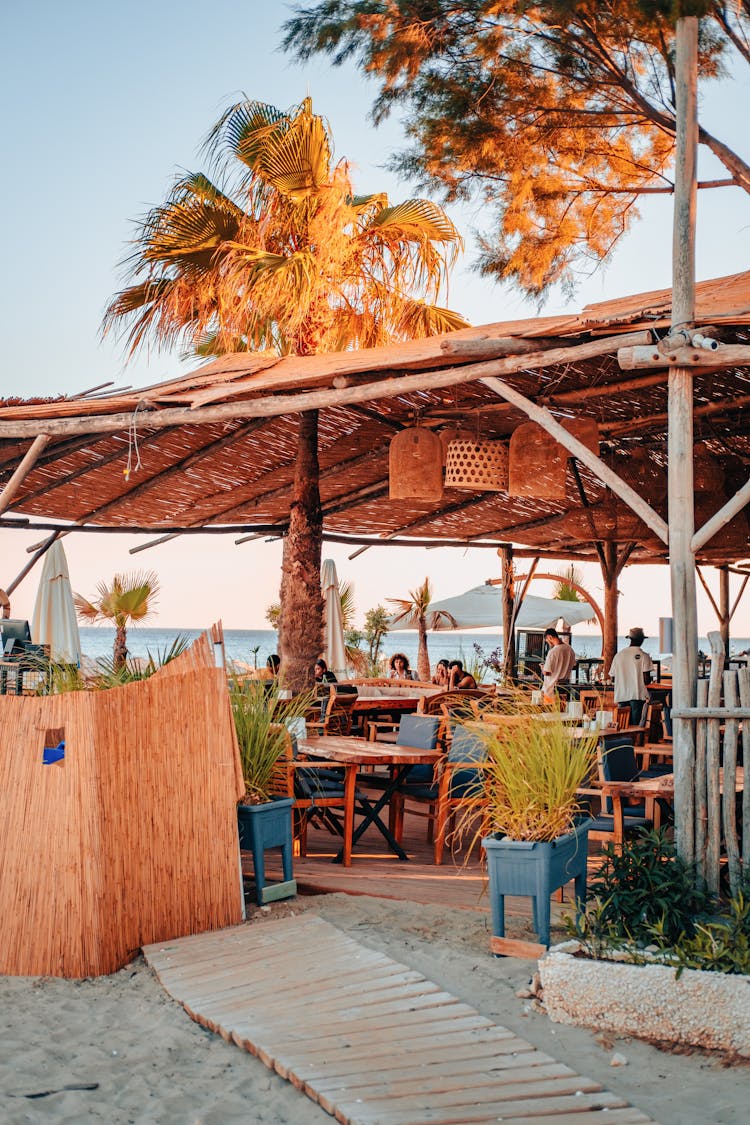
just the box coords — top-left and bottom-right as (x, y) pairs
(229, 674), (314, 904)
(474, 705), (599, 948)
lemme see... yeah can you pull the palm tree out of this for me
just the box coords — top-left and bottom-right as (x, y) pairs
(387, 578), (456, 682)
(74, 571), (159, 670)
(103, 97), (468, 690)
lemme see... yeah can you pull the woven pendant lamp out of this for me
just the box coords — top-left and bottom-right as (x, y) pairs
(508, 418), (599, 500)
(444, 437), (508, 491)
(389, 427), (444, 500)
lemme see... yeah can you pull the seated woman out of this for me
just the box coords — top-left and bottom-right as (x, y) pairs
(448, 659), (477, 690)
(314, 658), (338, 684)
(432, 658), (450, 687)
(389, 652), (415, 680)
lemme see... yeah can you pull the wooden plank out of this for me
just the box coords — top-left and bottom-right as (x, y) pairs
(490, 936), (547, 959)
(144, 916), (653, 1125)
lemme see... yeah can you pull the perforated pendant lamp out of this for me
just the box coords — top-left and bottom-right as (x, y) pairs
(444, 437), (508, 491)
(388, 426), (444, 500)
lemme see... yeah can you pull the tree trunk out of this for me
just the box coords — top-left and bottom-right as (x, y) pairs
(416, 621), (430, 682)
(278, 411), (324, 693)
(114, 625), (128, 670)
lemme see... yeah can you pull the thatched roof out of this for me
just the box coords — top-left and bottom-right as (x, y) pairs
(2, 271), (750, 565)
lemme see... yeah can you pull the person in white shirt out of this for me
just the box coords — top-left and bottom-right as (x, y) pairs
(609, 627), (653, 723)
(541, 628), (577, 702)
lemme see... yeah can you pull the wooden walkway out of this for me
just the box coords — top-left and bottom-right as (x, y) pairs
(143, 915), (653, 1125)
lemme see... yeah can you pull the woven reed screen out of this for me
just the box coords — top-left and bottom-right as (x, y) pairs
(0, 663), (244, 978)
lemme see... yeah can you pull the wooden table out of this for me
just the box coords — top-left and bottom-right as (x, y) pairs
(598, 768), (745, 846)
(298, 736), (441, 864)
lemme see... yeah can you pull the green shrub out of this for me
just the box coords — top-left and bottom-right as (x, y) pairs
(567, 829), (750, 975)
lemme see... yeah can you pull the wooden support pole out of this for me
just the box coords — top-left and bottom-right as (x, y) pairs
(0, 434), (50, 515)
(499, 546), (515, 683)
(719, 565), (730, 658)
(670, 16), (700, 866)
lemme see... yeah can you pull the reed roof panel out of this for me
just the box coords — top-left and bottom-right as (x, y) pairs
(3, 271), (750, 564)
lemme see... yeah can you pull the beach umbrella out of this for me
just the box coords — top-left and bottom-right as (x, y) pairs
(31, 540), (82, 664)
(389, 585), (594, 631)
(321, 559), (347, 679)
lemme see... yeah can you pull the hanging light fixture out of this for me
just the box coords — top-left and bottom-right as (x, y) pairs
(508, 418), (599, 499)
(444, 436), (508, 491)
(388, 426), (444, 500)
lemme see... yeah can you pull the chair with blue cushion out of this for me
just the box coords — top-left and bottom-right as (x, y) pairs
(359, 713), (442, 832)
(391, 721), (488, 865)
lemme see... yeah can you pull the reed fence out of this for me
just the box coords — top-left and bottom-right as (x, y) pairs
(0, 630), (244, 977)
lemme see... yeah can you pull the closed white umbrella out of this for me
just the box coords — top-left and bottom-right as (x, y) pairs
(31, 541), (82, 664)
(389, 584), (594, 631)
(321, 559), (347, 680)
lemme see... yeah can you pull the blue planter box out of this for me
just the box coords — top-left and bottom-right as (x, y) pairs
(482, 818), (591, 948)
(237, 797), (296, 906)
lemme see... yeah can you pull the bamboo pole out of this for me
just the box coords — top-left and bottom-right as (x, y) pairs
(670, 16), (700, 865)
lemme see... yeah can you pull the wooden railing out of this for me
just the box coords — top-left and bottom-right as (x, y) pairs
(672, 631), (749, 894)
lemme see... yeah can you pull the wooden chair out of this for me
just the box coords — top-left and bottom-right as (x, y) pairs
(306, 686), (358, 736)
(270, 726), (356, 858)
(391, 722), (489, 865)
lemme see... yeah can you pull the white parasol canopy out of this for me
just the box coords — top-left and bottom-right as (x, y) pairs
(321, 558), (347, 679)
(389, 584), (594, 632)
(31, 540), (82, 664)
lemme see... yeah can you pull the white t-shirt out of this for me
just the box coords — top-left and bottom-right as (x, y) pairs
(542, 642), (577, 696)
(609, 645), (654, 702)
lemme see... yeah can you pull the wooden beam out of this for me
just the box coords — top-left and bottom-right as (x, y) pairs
(603, 391), (750, 439)
(478, 376), (669, 542)
(0, 330), (654, 440)
(440, 336), (563, 360)
(542, 371), (668, 404)
(0, 435), (50, 515)
(692, 473), (750, 552)
(618, 343), (750, 370)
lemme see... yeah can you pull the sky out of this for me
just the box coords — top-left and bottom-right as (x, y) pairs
(2, 2), (750, 636)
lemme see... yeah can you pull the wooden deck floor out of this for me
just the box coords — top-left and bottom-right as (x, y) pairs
(143, 915), (653, 1125)
(257, 809), (605, 943)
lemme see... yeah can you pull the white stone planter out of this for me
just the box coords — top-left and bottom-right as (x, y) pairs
(539, 942), (750, 1057)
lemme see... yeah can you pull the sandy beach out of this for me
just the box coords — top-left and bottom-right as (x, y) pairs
(0, 892), (746, 1125)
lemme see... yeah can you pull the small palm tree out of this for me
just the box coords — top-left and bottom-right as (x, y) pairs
(553, 564), (583, 602)
(387, 578), (456, 681)
(74, 571), (159, 670)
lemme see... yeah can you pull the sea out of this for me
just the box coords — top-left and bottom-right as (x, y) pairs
(78, 627), (748, 673)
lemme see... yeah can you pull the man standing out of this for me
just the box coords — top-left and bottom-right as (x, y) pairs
(541, 628), (577, 703)
(609, 627), (653, 723)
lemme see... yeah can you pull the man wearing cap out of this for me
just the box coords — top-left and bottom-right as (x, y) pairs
(609, 627), (653, 723)
(541, 627), (577, 703)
